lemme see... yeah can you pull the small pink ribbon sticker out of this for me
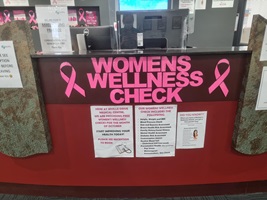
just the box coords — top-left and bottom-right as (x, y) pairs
(5, 0), (10, 4)
(60, 62), (86, 98)
(78, 8), (86, 22)
(3, 10), (11, 23)
(28, 10), (37, 24)
(208, 59), (230, 97)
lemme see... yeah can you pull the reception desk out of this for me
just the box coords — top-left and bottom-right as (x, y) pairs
(2, 47), (267, 197)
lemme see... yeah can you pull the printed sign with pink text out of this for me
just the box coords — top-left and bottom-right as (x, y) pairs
(3, 0), (29, 6)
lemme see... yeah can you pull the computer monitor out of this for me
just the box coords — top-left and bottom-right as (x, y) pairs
(119, 0), (169, 11)
(70, 26), (115, 51)
(116, 9), (189, 49)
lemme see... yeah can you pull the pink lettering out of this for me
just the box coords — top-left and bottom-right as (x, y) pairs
(176, 71), (189, 87)
(147, 56), (161, 72)
(129, 57), (147, 72)
(139, 88), (152, 103)
(162, 72), (176, 87)
(110, 89), (124, 104)
(124, 89), (139, 103)
(147, 72), (162, 87)
(87, 73), (108, 88)
(152, 88), (166, 103)
(113, 57), (129, 73)
(167, 88), (182, 102)
(91, 57), (113, 73)
(109, 73), (122, 88)
(177, 56), (191, 72)
(161, 56), (177, 72)
(190, 71), (203, 87)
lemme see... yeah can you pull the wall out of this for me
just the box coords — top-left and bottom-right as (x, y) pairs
(174, 0), (239, 48)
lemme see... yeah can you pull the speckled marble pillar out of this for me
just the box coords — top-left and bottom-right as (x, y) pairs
(233, 15), (267, 155)
(0, 21), (51, 157)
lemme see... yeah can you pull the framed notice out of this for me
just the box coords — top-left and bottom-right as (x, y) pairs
(3, 0), (29, 6)
(135, 105), (177, 157)
(0, 41), (23, 88)
(50, 0), (75, 6)
(212, 0), (234, 8)
(91, 106), (134, 158)
(35, 5), (72, 53)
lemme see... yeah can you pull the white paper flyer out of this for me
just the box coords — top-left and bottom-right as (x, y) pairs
(135, 105), (177, 157)
(176, 111), (207, 149)
(260, 25), (267, 61)
(91, 106), (134, 158)
(256, 67), (267, 110)
(0, 41), (23, 88)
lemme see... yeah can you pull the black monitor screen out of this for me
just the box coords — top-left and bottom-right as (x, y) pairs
(116, 9), (189, 49)
(70, 26), (114, 51)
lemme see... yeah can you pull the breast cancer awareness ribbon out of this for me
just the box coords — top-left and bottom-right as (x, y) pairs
(3, 10), (11, 23)
(208, 59), (230, 97)
(28, 10), (37, 24)
(5, 0), (10, 4)
(78, 8), (86, 22)
(52, 0), (57, 4)
(60, 62), (86, 98)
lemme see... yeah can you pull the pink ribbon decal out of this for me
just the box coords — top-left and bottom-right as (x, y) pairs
(5, 0), (10, 4)
(60, 62), (86, 98)
(78, 8), (86, 22)
(208, 59), (230, 97)
(28, 10), (37, 24)
(3, 10), (11, 23)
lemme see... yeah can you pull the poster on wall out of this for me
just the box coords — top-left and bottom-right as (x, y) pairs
(91, 106), (134, 158)
(176, 111), (207, 149)
(212, 0), (234, 8)
(50, 0), (75, 6)
(0, 41), (23, 88)
(3, 0), (29, 6)
(260, 25), (267, 61)
(256, 67), (267, 110)
(195, 0), (207, 10)
(135, 105), (177, 157)
(179, 0), (195, 14)
(35, 5), (72, 53)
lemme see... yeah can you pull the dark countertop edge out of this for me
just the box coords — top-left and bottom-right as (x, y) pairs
(31, 47), (252, 58)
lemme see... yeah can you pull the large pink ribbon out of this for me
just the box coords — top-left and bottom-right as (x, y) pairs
(3, 10), (11, 23)
(208, 59), (230, 97)
(78, 8), (86, 22)
(60, 62), (86, 98)
(28, 10), (37, 24)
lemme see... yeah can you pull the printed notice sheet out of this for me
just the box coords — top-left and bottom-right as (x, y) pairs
(256, 67), (267, 110)
(176, 111), (207, 149)
(260, 25), (267, 61)
(4, 0), (29, 6)
(212, 0), (234, 8)
(50, 0), (75, 6)
(135, 105), (177, 157)
(0, 41), (23, 88)
(35, 5), (72, 53)
(195, 0), (207, 10)
(179, 0), (195, 14)
(91, 106), (134, 158)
